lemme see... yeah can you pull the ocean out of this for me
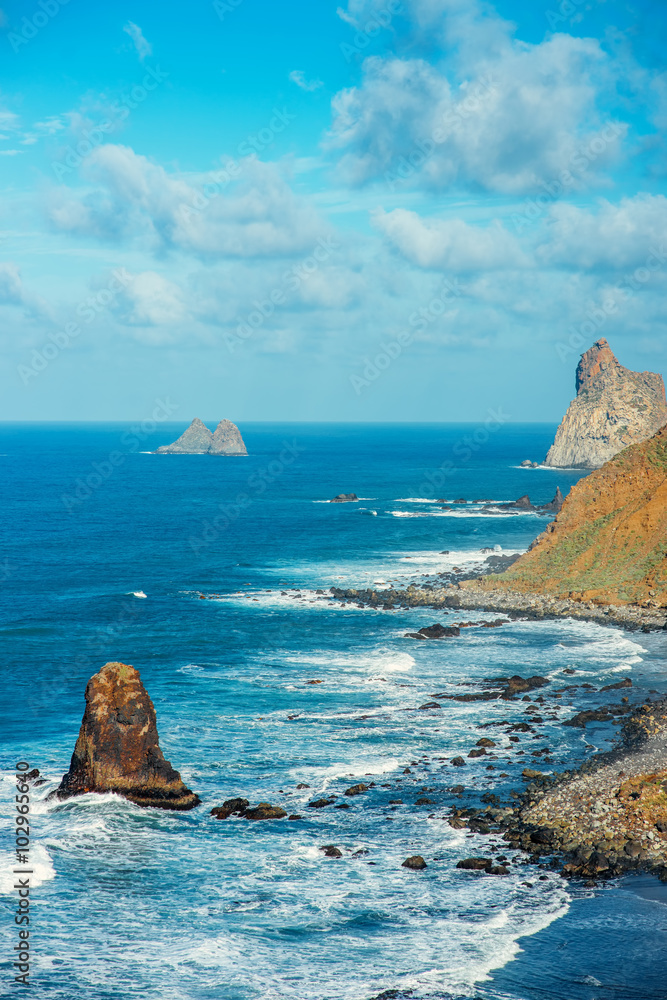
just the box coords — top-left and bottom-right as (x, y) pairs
(1, 422), (667, 1000)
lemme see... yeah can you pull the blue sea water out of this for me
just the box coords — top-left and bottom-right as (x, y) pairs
(1, 422), (667, 1000)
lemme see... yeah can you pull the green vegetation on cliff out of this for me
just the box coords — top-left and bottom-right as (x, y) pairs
(477, 426), (667, 607)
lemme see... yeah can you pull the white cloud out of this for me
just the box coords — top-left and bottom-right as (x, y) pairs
(329, 0), (626, 194)
(289, 70), (324, 92)
(0, 262), (25, 304)
(336, 5), (358, 27)
(0, 107), (19, 139)
(47, 144), (324, 258)
(123, 21), (152, 62)
(539, 194), (667, 270)
(0, 260), (51, 324)
(373, 207), (528, 270)
(111, 271), (185, 328)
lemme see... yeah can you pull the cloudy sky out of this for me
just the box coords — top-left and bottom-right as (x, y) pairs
(2, 0), (666, 421)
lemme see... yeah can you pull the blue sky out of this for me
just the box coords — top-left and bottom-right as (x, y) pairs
(1, 0), (666, 421)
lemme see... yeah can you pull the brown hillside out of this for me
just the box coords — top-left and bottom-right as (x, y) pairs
(476, 425), (667, 607)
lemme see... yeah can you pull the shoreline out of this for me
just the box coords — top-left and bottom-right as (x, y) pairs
(490, 699), (667, 883)
(328, 580), (667, 632)
(328, 569), (667, 883)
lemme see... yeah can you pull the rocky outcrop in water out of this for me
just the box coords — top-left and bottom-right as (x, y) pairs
(156, 417), (213, 454)
(209, 419), (248, 455)
(481, 490), (564, 515)
(480, 424), (667, 607)
(157, 418), (247, 455)
(544, 339), (667, 468)
(52, 662), (200, 810)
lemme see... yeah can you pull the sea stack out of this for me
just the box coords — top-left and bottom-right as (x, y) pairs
(157, 417), (247, 455)
(52, 662), (200, 810)
(156, 417), (213, 454)
(209, 419), (248, 455)
(544, 339), (667, 468)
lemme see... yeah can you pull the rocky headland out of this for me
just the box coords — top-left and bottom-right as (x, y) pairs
(544, 338), (667, 468)
(476, 424), (667, 609)
(52, 662), (200, 810)
(157, 417), (247, 455)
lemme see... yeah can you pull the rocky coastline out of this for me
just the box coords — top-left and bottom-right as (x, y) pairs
(460, 698), (667, 884)
(328, 577), (667, 631)
(325, 567), (667, 883)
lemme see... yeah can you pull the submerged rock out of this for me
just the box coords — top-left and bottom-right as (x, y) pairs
(330, 493), (358, 503)
(52, 662), (200, 810)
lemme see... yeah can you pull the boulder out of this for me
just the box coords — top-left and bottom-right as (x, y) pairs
(404, 623), (460, 640)
(52, 662), (200, 810)
(456, 857), (492, 870)
(600, 677), (632, 692)
(320, 844), (343, 857)
(330, 493), (358, 503)
(488, 674), (549, 697)
(245, 802), (287, 820)
(344, 783), (368, 796)
(402, 855), (427, 870)
(211, 797), (249, 819)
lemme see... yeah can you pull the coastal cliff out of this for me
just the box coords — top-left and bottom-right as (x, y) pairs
(544, 339), (667, 468)
(52, 662), (200, 810)
(157, 417), (247, 455)
(478, 425), (667, 607)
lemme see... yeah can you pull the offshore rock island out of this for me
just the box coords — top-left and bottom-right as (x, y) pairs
(52, 662), (200, 810)
(156, 417), (247, 455)
(544, 338), (667, 468)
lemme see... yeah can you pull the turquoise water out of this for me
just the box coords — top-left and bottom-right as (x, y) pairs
(1, 423), (666, 999)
